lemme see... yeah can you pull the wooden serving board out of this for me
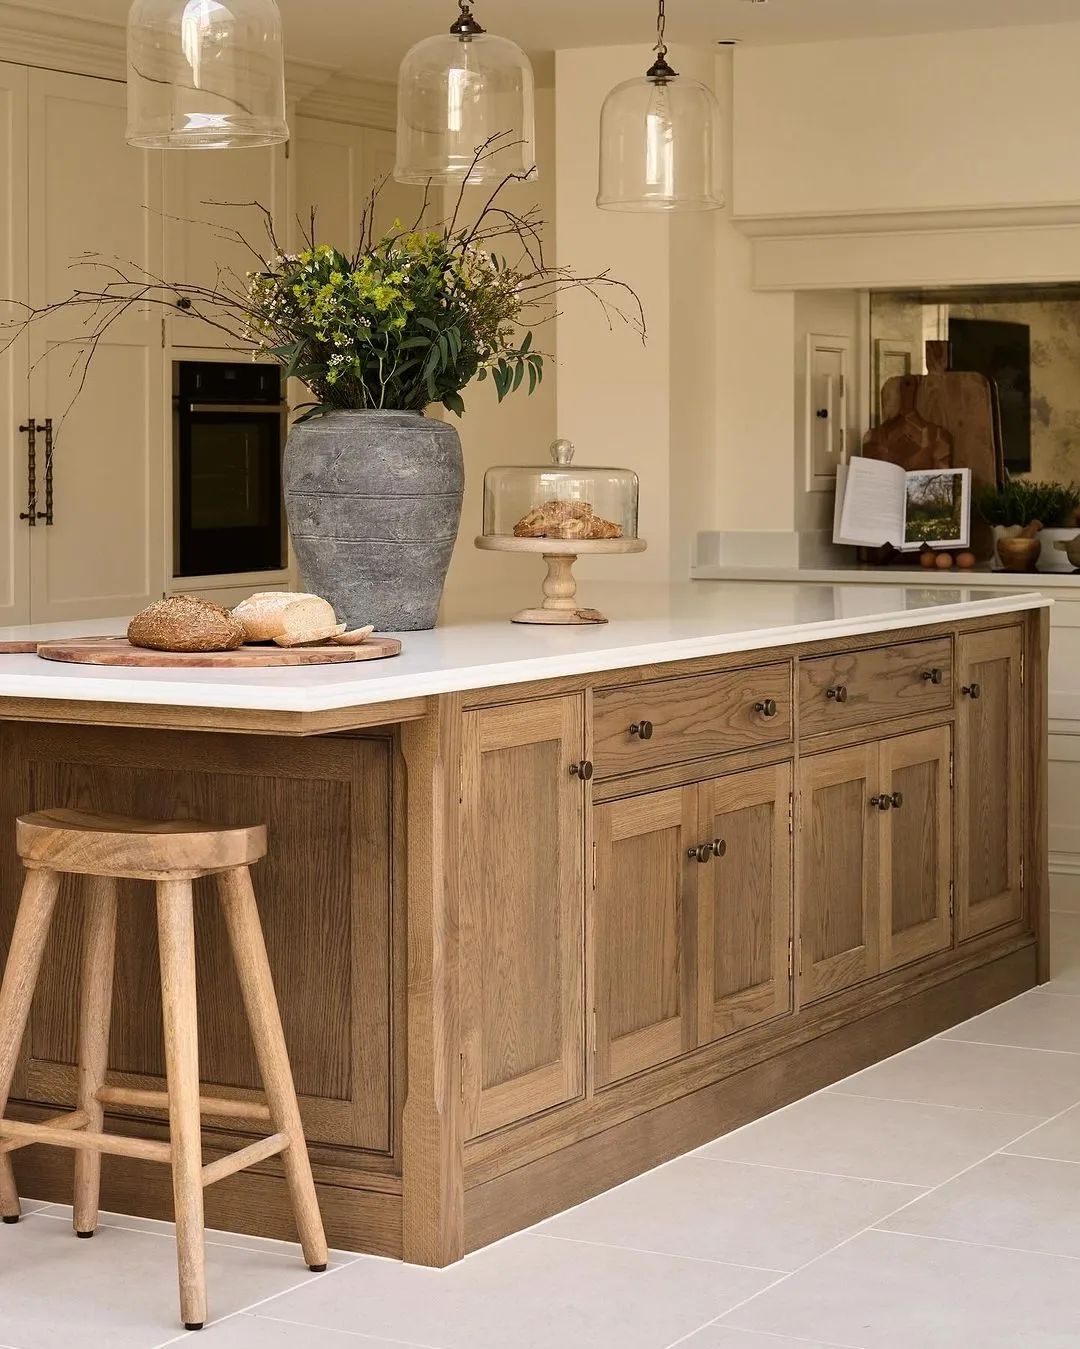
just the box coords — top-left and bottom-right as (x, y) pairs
(864, 375), (953, 471)
(34, 636), (402, 668)
(0, 635), (125, 654)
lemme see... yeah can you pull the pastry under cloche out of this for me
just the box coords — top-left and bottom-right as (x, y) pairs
(482, 439), (640, 543)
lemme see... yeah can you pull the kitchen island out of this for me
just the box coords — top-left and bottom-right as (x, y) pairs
(0, 582), (1051, 1267)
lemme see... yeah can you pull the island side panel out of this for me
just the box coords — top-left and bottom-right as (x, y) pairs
(0, 720), (405, 1254)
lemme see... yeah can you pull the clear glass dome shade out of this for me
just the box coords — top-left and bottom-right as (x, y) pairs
(126, 0), (288, 149)
(597, 69), (724, 212)
(395, 31), (536, 185)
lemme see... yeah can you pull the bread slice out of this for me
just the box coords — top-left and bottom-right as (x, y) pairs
(232, 592), (346, 647)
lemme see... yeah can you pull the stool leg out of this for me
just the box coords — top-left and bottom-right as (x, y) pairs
(0, 868), (61, 1223)
(73, 876), (118, 1238)
(156, 879), (207, 1332)
(217, 866), (328, 1272)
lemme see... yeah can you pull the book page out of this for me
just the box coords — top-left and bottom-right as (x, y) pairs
(834, 457), (906, 548)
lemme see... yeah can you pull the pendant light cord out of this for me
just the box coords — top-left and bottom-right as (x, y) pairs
(647, 0), (677, 78)
(656, 0), (667, 58)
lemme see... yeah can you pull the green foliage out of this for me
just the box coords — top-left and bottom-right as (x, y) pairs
(975, 478), (1080, 528)
(246, 229), (544, 418)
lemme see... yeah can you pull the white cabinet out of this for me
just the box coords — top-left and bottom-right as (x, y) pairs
(25, 70), (166, 623)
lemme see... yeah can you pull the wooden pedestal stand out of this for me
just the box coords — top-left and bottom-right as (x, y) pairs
(474, 536), (648, 625)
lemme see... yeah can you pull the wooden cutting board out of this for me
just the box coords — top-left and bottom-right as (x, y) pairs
(35, 636), (402, 668)
(863, 375), (953, 470)
(0, 635), (124, 654)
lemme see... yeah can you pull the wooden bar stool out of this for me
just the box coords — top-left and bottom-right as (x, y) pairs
(0, 809), (328, 1331)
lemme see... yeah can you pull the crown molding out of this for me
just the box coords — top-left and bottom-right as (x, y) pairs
(0, 2), (392, 129)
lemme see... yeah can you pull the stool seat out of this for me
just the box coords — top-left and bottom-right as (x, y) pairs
(16, 810), (267, 880)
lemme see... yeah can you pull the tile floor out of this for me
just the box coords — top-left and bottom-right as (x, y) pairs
(5, 882), (1080, 1349)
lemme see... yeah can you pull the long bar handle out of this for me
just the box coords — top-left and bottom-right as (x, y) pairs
(36, 418), (54, 526)
(17, 421), (37, 526)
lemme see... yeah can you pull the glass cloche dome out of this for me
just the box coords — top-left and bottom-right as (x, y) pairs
(395, 2), (535, 186)
(482, 439), (640, 543)
(126, 0), (288, 149)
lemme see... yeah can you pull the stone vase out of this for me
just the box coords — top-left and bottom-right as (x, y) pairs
(283, 410), (464, 632)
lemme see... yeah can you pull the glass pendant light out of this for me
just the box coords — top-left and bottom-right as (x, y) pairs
(395, 1), (536, 186)
(597, 0), (723, 212)
(126, 0), (289, 149)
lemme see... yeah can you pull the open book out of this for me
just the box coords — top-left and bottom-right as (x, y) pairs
(833, 458), (972, 551)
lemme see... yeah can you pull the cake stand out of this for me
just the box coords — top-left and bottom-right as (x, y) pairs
(474, 536), (648, 625)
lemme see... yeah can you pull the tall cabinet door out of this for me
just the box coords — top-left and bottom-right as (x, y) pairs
(27, 70), (165, 621)
(799, 744), (880, 1003)
(956, 626), (1024, 941)
(0, 62), (29, 626)
(698, 763), (793, 1043)
(880, 727), (953, 971)
(593, 786), (698, 1087)
(460, 696), (585, 1139)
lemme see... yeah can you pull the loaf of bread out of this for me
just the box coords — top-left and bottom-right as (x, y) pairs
(232, 592), (346, 648)
(127, 596), (245, 653)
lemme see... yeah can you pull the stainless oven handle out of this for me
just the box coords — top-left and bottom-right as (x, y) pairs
(186, 403), (290, 415)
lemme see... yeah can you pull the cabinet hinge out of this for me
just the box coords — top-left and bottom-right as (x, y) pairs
(459, 1052), (465, 1103)
(948, 880), (955, 917)
(788, 939), (794, 979)
(591, 1008), (598, 1055)
(161, 316), (167, 350)
(1020, 651), (1025, 686)
(788, 792), (795, 835)
(949, 753), (954, 790)
(1020, 857), (1025, 891)
(591, 840), (597, 891)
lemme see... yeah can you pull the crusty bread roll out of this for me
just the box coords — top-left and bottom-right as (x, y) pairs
(128, 596), (245, 653)
(232, 592), (346, 647)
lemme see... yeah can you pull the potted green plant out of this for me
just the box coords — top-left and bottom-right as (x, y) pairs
(976, 479), (1080, 572)
(2, 140), (643, 630)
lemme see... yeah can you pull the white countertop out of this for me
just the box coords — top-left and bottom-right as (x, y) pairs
(0, 582), (1050, 715)
(693, 561), (1080, 594)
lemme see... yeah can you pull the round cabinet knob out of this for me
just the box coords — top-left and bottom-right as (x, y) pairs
(869, 794), (893, 811)
(755, 699), (778, 718)
(711, 838), (727, 859)
(629, 720), (654, 740)
(962, 683), (982, 700)
(922, 668), (944, 685)
(890, 792), (904, 809)
(687, 843), (714, 864)
(826, 685), (849, 704)
(816, 408), (829, 420)
(570, 760), (594, 781)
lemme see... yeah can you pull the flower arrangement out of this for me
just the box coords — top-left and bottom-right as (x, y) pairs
(2, 137), (643, 424)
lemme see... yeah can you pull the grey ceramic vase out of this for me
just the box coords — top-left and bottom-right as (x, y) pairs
(283, 410), (464, 632)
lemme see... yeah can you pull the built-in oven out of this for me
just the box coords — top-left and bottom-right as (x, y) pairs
(173, 360), (288, 579)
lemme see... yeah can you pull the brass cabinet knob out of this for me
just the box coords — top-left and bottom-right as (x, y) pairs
(826, 685), (849, 703)
(921, 667), (944, 685)
(629, 720), (654, 740)
(961, 683), (981, 699)
(570, 760), (594, 781)
(890, 792), (904, 809)
(687, 843), (714, 864)
(755, 698), (778, 718)
(711, 838), (727, 859)
(869, 794), (892, 811)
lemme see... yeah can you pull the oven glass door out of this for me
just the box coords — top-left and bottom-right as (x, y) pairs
(176, 408), (285, 577)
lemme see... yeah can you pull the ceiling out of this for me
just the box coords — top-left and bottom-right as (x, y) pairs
(24, 0), (1080, 79)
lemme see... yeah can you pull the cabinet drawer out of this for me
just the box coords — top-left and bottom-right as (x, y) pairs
(799, 637), (953, 735)
(592, 663), (792, 777)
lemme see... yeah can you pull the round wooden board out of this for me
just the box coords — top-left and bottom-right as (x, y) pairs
(35, 636), (402, 668)
(0, 640), (45, 654)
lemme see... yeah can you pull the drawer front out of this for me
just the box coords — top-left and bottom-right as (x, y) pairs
(592, 663), (792, 777)
(799, 637), (953, 735)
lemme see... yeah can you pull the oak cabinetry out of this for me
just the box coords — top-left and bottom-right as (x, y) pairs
(592, 663), (791, 778)
(799, 727), (953, 1002)
(800, 636), (953, 735)
(459, 696), (585, 1139)
(956, 626), (1025, 941)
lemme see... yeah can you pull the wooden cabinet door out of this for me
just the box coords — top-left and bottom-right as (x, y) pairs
(880, 727), (953, 971)
(698, 763), (793, 1043)
(0, 62), (29, 626)
(593, 787), (698, 1087)
(27, 70), (165, 621)
(460, 696), (585, 1138)
(956, 626), (1024, 941)
(798, 744), (880, 1003)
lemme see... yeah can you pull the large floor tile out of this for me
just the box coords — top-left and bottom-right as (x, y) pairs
(0, 1208), (325, 1349)
(676, 1328), (860, 1349)
(1005, 1101), (1080, 1163)
(248, 1233), (776, 1349)
(182, 1312), (437, 1348)
(536, 1156), (917, 1272)
(828, 1038), (1080, 1116)
(880, 1152), (1080, 1260)
(941, 989), (1080, 1054)
(723, 1229), (1080, 1348)
(696, 1090), (1039, 1187)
